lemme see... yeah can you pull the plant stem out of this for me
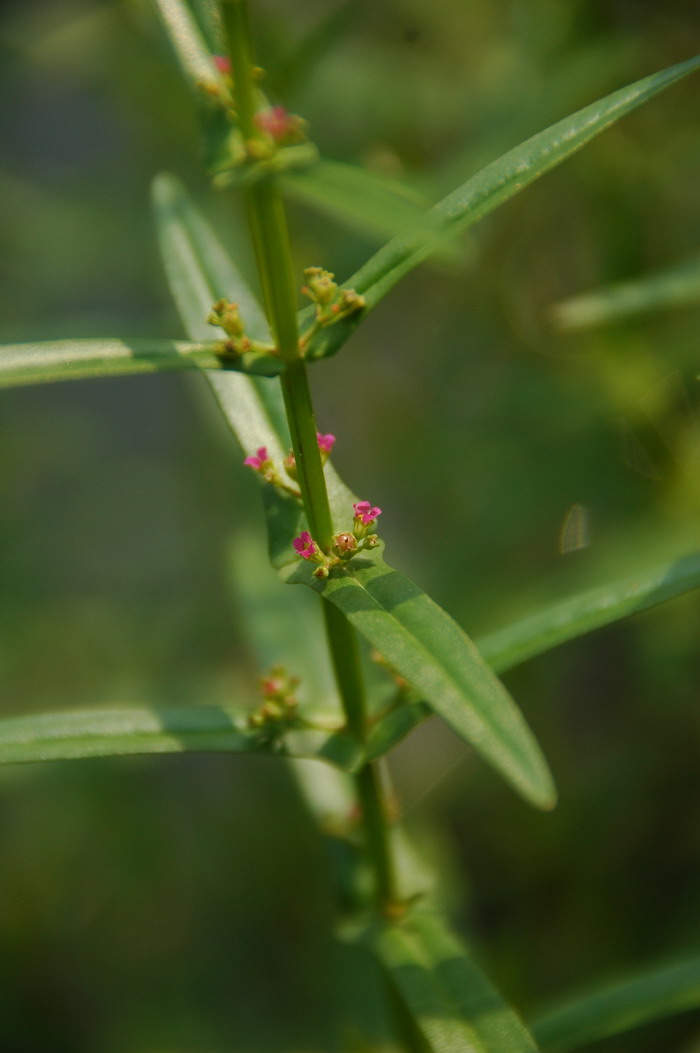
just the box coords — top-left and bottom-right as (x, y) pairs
(225, 0), (397, 913)
(223, 0), (333, 545)
(323, 603), (397, 910)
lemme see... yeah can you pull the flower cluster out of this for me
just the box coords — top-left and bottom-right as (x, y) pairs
(195, 56), (234, 105)
(248, 666), (300, 731)
(254, 105), (307, 145)
(198, 60), (307, 169)
(207, 297), (275, 358)
(284, 432), (336, 478)
(299, 267), (366, 343)
(292, 500), (383, 579)
(243, 446), (300, 498)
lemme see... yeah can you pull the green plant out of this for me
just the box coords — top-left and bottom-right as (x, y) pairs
(2, 2), (700, 1050)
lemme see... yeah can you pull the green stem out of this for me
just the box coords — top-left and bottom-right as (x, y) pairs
(323, 603), (397, 910)
(222, 0), (257, 138)
(281, 361), (334, 548)
(226, 0), (397, 913)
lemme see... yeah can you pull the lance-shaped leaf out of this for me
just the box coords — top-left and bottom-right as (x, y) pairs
(357, 547), (700, 764)
(551, 253), (700, 330)
(152, 0), (223, 97)
(363, 906), (540, 1053)
(283, 159), (437, 244)
(477, 550), (700, 675)
(0, 337), (282, 387)
(0, 705), (362, 772)
(531, 953), (700, 1052)
(283, 549), (556, 810)
(302, 54), (700, 361)
(152, 172), (355, 566)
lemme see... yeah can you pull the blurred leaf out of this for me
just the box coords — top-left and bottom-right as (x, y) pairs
(152, 0), (222, 95)
(271, 0), (359, 96)
(302, 54), (700, 361)
(0, 337), (282, 386)
(0, 705), (362, 771)
(551, 254), (700, 330)
(363, 906), (540, 1053)
(477, 550), (700, 674)
(283, 547), (556, 810)
(283, 159), (437, 244)
(531, 953), (700, 1052)
(151, 0), (241, 175)
(190, 0), (226, 55)
(152, 172), (355, 567)
(229, 532), (340, 717)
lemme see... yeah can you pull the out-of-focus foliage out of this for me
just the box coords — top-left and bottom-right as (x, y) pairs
(1, 0), (699, 1050)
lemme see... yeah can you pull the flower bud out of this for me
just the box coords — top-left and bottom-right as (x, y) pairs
(334, 532), (356, 556)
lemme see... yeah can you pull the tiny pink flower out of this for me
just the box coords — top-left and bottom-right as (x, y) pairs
(254, 105), (292, 142)
(261, 675), (285, 697)
(317, 432), (336, 454)
(213, 55), (232, 75)
(244, 446), (269, 471)
(293, 531), (317, 560)
(353, 501), (382, 526)
(283, 451), (297, 477)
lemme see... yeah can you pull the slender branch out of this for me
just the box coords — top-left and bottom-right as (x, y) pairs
(323, 603), (397, 910)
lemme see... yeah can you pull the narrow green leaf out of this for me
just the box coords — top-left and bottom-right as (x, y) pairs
(364, 906), (540, 1053)
(302, 54), (700, 361)
(0, 337), (281, 387)
(283, 159), (436, 243)
(531, 954), (700, 1052)
(189, 0), (226, 55)
(283, 548), (556, 810)
(152, 171), (293, 524)
(551, 254), (700, 330)
(477, 550), (700, 675)
(152, 172), (355, 565)
(152, 0), (222, 95)
(0, 705), (362, 771)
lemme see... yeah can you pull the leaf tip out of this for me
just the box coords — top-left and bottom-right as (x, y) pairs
(531, 773), (558, 812)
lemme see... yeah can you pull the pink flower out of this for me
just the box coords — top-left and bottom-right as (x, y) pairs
(317, 433), (336, 454)
(353, 501), (382, 525)
(293, 531), (317, 560)
(213, 55), (232, 75)
(244, 446), (269, 471)
(254, 105), (292, 142)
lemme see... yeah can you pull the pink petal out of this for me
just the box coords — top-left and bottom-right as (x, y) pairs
(213, 55), (231, 75)
(293, 531), (317, 559)
(317, 433), (336, 452)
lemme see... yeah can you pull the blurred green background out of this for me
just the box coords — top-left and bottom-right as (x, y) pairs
(1, 0), (700, 1050)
